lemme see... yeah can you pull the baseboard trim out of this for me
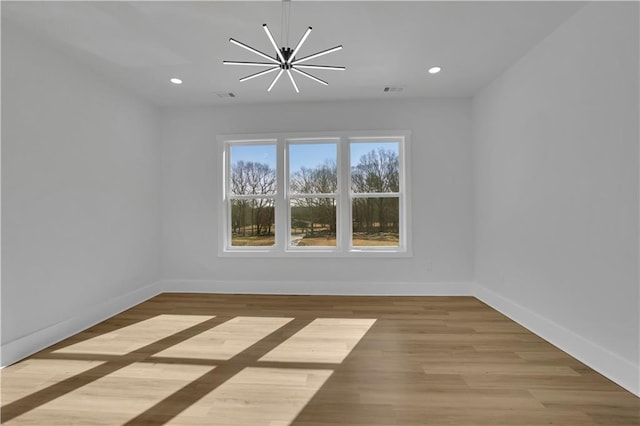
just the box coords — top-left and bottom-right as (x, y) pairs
(157, 279), (474, 296)
(1, 280), (163, 368)
(474, 283), (640, 397)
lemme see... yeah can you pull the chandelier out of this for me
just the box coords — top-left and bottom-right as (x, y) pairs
(223, 3), (344, 93)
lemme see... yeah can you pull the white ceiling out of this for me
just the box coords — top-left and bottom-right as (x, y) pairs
(2, 1), (585, 107)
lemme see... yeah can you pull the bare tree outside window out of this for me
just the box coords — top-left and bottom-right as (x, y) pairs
(350, 144), (400, 247)
(289, 145), (337, 247)
(229, 145), (277, 246)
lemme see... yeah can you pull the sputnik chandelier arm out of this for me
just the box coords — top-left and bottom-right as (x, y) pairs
(291, 45), (343, 65)
(223, 21), (344, 93)
(291, 67), (328, 86)
(263, 24), (287, 64)
(289, 26), (312, 64)
(228, 38), (279, 64)
(268, 69), (285, 92)
(286, 69), (299, 93)
(294, 64), (346, 71)
(240, 67), (280, 83)
(223, 61), (279, 67)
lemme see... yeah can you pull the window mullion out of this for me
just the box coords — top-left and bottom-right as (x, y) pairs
(289, 193), (337, 198)
(223, 143), (231, 251)
(350, 192), (400, 198)
(276, 137), (287, 251)
(399, 137), (407, 252)
(339, 136), (351, 251)
(229, 194), (277, 200)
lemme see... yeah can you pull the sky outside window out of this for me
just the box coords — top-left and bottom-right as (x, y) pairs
(230, 142), (399, 170)
(350, 142), (399, 168)
(289, 143), (337, 175)
(230, 144), (276, 168)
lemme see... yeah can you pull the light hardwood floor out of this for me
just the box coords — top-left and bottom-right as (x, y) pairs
(2, 294), (638, 425)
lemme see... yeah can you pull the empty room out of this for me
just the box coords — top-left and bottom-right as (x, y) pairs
(1, 1), (638, 425)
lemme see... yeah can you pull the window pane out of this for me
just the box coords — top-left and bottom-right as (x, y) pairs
(231, 199), (275, 246)
(290, 198), (336, 247)
(352, 197), (399, 247)
(350, 142), (399, 193)
(289, 143), (337, 194)
(230, 144), (277, 195)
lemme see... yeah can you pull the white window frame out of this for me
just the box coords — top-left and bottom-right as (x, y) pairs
(217, 130), (412, 257)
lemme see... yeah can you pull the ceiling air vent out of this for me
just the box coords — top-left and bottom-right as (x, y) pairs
(383, 87), (404, 93)
(216, 92), (236, 98)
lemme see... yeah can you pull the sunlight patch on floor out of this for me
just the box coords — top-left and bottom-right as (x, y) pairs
(260, 318), (376, 364)
(4, 362), (213, 425)
(155, 316), (293, 361)
(166, 367), (333, 426)
(53, 314), (214, 355)
(1, 359), (105, 405)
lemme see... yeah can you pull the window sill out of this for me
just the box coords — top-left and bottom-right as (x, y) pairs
(218, 248), (414, 258)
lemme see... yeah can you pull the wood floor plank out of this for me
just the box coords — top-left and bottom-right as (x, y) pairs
(260, 318), (376, 364)
(1, 294), (637, 425)
(53, 314), (214, 355)
(167, 367), (333, 426)
(3, 363), (213, 425)
(0, 359), (105, 405)
(155, 316), (293, 361)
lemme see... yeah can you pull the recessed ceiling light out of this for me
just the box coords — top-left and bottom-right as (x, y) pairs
(170, 78), (183, 85)
(428, 66), (442, 74)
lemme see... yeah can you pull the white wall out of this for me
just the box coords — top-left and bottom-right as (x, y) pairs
(1, 21), (162, 362)
(473, 2), (639, 393)
(160, 99), (473, 291)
